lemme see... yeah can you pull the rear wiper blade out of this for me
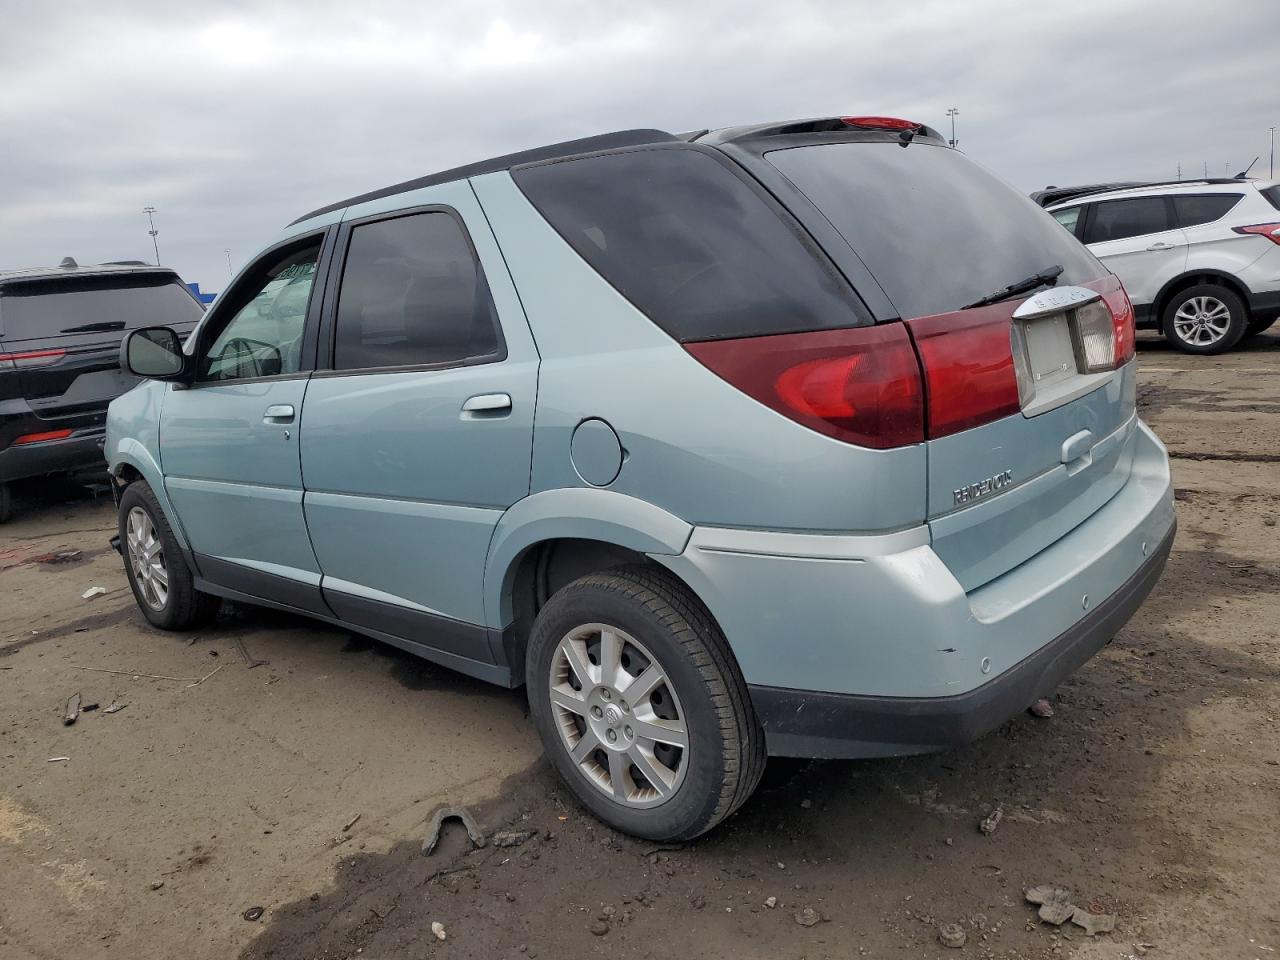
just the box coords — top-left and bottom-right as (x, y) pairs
(60, 320), (126, 333)
(962, 264), (1064, 310)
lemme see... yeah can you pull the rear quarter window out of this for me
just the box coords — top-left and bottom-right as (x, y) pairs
(0, 274), (203, 342)
(511, 146), (869, 341)
(764, 142), (1105, 319)
(1260, 184), (1280, 211)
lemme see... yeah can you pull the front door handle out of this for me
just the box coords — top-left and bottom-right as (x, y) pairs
(1146, 241), (1176, 251)
(461, 393), (512, 415)
(263, 404), (295, 423)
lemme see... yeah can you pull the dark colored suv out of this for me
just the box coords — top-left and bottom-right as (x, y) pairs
(0, 261), (205, 521)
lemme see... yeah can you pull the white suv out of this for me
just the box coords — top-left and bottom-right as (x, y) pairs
(1047, 180), (1280, 353)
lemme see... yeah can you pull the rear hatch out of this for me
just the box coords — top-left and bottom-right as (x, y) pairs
(761, 136), (1137, 591)
(0, 271), (204, 431)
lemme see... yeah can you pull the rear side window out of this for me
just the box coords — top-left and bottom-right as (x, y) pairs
(333, 211), (503, 370)
(512, 147), (868, 341)
(1172, 193), (1242, 228)
(765, 142), (1105, 319)
(1081, 197), (1171, 244)
(0, 274), (202, 342)
(1263, 185), (1280, 211)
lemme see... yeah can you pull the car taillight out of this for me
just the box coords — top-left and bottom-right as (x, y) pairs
(0, 348), (66, 369)
(1232, 222), (1280, 245)
(13, 428), (74, 445)
(1102, 283), (1136, 366)
(840, 116), (921, 131)
(906, 306), (1022, 439)
(685, 325), (925, 448)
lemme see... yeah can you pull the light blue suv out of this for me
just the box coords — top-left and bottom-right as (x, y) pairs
(108, 117), (1176, 840)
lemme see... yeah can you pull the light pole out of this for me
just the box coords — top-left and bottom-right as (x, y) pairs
(143, 206), (160, 266)
(224, 248), (233, 277)
(1270, 127), (1275, 179)
(945, 107), (959, 148)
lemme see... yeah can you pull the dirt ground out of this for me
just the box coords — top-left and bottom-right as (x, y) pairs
(2, 330), (1278, 960)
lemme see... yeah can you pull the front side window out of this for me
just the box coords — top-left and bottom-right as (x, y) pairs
(199, 241), (321, 382)
(1081, 197), (1171, 244)
(333, 212), (503, 371)
(1051, 206), (1082, 235)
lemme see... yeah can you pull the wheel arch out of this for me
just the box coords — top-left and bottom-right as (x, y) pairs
(108, 441), (189, 550)
(1152, 269), (1253, 330)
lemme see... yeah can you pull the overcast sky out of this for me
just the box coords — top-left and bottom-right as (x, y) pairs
(1, 0), (1275, 289)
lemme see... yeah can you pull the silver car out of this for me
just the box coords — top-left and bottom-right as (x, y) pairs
(108, 116), (1175, 840)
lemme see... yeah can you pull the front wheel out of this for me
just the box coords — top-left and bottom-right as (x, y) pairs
(1162, 284), (1248, 354)
(526, 566), (765, 840)
(118, 481), (219, 630)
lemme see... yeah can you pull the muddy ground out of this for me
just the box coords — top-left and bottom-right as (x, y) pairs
(2, 331), (1278, 960)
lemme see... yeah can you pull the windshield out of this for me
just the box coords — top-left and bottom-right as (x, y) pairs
(0, 274), (203, 341)
(765, 142), (1106, 318)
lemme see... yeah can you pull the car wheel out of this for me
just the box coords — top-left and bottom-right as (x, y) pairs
(118, 481), (219, 630)
(526, 565), (765, 841)
(0, 483), (11, 524)
(1162, 284), (1248, 354)
(1244, 315), (1277, 338)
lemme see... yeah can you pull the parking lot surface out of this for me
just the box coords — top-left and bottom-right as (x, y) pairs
(2, 331), (1277, 960)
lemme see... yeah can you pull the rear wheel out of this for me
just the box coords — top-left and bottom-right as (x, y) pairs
(1162, 284), (1248, 354)
(526, 566), (765, 840)
(118, 481), (218, 630)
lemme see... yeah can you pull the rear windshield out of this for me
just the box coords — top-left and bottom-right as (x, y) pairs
(512, 147), (869, 341)
(765, 142), (1106, 319)
(0, 274), (203, 341)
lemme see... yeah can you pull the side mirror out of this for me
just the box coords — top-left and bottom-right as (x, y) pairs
(121, 326), (186, 380)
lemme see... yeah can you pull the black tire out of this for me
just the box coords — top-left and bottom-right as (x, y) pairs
(0, 483), (11, 524)
(1244, 315), (1277, 338)
(526, 565), (765, 841)
(1161, 284), (1248, 354)
(118, 481), (218, 630)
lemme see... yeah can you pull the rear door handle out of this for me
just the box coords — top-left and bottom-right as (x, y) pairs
(1146, 242), (1176, 251)
(461, 393), (512, 415)
(263, 404), (295, 423)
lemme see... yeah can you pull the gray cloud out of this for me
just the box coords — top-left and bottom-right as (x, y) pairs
(1, 0), (1275, 288)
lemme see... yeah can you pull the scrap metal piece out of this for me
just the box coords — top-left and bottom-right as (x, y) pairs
(1026, 885), (1076, 925)
(63, 692), (82, 726)
(421, 804), (487, 856)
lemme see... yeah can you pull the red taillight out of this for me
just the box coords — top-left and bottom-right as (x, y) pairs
(1232, 222), (1280, 245)
(13, 428), (74, 445)
(0, 347), (66, 368)
(906, 306), (1022, 439)
(1103, 283), (1136, 365)
(840, 116), (921, 131)
(685, 325), (925, 448)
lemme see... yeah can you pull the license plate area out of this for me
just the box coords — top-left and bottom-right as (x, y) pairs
(1012, 309), (1113, 417)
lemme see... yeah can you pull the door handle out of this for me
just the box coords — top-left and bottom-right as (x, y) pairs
(461, 393), (512, 415)
(263, 404), (295, 423)
(1146, 242), (1176, 251)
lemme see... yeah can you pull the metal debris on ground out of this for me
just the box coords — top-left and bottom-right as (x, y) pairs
(1025, 885), (1076, 925)
(794, 906), (822, 927)
(47, 756), (70, 762)
(491, 829), (533, 848)
(421, 804), (487, 856)
(186, 663), (223, 688)
(1029, 698), (1055, 718)
(938, 922), (967, 948)
(979, 806), (1004, 835)
(35, 550), (83, 564)
(431, 921), (447, 941)
(1070, 905), (1116, 936)
(234, 636), (269, 669)
(150, 880), (164, 891)
(81, 702), (99, 711)
(81, 586), (107, 600)
(764, 896), (777, 909)
(243, 906), (264, 922)
(63, 692), (81, 725)
(342, 813), (362, 832)
(103, 701), (127, 714)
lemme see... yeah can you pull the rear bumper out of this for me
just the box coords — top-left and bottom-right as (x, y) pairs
(0, 428), (107, 483)
(749, 520), (1173, 758)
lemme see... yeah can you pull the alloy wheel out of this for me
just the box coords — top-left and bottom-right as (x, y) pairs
(126, 506), (169, 611)
(548, 623), (688, 808)
(1172, 296), (1232, 347)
